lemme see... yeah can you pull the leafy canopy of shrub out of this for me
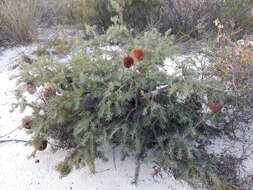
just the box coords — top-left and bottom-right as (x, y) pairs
(13, 25), (234, 187)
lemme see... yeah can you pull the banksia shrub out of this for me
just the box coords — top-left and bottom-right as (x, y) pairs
(13, 25), (235, 187)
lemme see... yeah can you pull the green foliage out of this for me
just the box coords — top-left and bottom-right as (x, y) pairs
(13, 25), (233, 187)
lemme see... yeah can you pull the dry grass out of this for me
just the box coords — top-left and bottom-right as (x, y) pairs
(0, 0), (43, 44)
(43, 0), (112, 29)
(41, 0), (91, 26)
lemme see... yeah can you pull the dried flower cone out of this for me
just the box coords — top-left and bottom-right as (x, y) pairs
(37, 140), (48, 151)
(248, 41), (253, 48)
(192, 101), (202, 110)
(208, 100), (224, 113)
(237, 40), (245, 47)
(22, 117), (33, 129)
(22, 55), (34, 64)
(43, 86), (56, 100)
(232, 63), (242, 73)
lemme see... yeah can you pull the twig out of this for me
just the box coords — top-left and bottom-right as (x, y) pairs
(224, 181), (239, 190)
(131, 147), (145, 185)
(0, 127), (20, 138)
(96, 168), (111, 173)
(0, 139), (28, 144)
(112, 146), (117, 170)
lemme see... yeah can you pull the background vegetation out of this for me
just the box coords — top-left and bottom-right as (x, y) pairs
(0, 0), (252, 44)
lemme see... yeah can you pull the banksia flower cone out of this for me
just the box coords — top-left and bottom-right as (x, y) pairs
(131, 48), (144, 62)
(193, 101), (202, 110)
(37, 140), (48, 151)
(123, 56), (134, 68)
(248, 41), (253, 48)
(22, 117), (33, 129)
(43, 85), (56, 100)
(208, 100), (224, 113)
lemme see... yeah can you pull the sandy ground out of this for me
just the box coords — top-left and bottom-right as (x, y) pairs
(0, 47), (195, 190)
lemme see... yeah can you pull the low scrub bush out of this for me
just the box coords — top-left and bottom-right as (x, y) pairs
(214, 0), (253, 32)
(201, 21), (253, 190)
(207, 24), (253, 127)
(13, 25), (242, 188)
(43, 0), (112, 29)
(151, 0), (253, 38)
(0, 0), (43, 44)
(110, 0), (161, 32)
(153, 0), (218, 38)
(43, 0), (160, 32)
(40, 0), (76, 25)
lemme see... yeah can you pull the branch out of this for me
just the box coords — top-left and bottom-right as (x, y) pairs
(144, 85), (170, 98)
(0, 139), (28, 144)
(0, 127), (20, 138)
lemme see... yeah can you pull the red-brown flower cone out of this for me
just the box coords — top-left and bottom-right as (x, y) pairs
(131, 48), (144, 62)
(123, 56), (134, 68)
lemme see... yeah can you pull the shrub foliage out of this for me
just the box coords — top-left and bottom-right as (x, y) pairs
(13, 25), (235, 187)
